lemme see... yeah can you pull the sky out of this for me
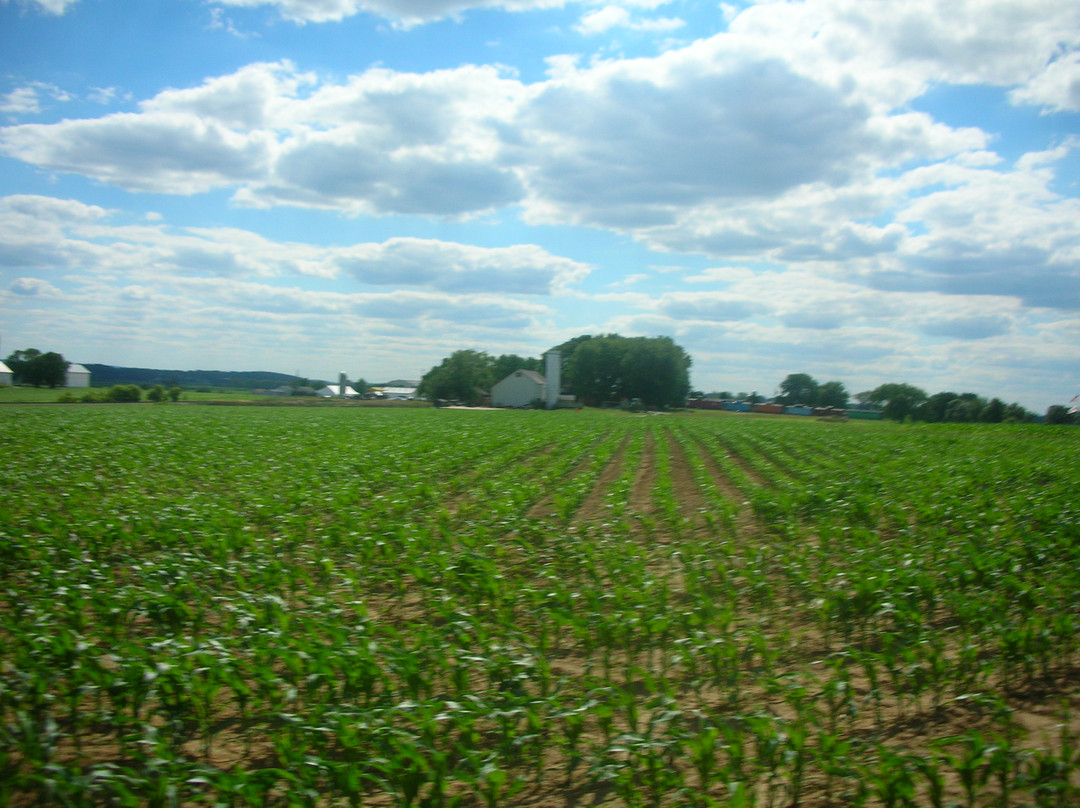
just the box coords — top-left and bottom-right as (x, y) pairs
(0, 0), (1078, 410)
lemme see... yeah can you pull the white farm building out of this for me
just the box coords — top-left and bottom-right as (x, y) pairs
(316, 384), (360, 398)
(491, 369), (547, 408)
(65, 364), (91, 388)
(0, 361), (12, 386)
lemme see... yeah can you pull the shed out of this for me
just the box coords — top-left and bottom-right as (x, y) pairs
(0, 361), (11, 386)
(65, 363), (91, 388)
(491, 369), (546, 408)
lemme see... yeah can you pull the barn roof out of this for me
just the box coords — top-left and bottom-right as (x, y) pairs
(509, 370), (545, 384)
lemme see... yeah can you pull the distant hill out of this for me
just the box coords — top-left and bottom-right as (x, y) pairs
(84, 364), (309, 390)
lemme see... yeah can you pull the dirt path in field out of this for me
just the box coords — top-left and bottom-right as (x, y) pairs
(627, 429), (657, 515)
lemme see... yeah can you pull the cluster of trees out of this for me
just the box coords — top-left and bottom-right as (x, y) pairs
(4, 349), (69, 388)
(768, 374), (1039, 423)
(559, 334), (691, 408)
(775, 373), (850, 409)
(854, 383), (1036, 423)
(418, 334), (692, 409)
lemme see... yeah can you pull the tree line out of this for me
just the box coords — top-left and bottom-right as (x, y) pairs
(418, 334), (692, 409)
(768, 373), (1052, 423)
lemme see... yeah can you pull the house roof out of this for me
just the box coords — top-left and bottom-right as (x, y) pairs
(0, 361), (10, 374)
(67, 364), (90, 374)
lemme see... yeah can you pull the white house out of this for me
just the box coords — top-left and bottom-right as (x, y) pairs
(491, 369), (547, 408)
(316, 384), (359, 398)
(0, 361), (11, 386)
(65, 363), (91, 388)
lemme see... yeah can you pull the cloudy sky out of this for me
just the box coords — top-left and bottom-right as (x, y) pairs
(1, 0), (1078, 408)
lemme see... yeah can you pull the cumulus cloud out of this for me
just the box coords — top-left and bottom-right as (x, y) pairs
(336, 238), (591, 294)
(0, 112), (272, 193)
(0, 194), (590, 296)
(1, 2), (1078, 320)
(1010, 51), (1080, 112)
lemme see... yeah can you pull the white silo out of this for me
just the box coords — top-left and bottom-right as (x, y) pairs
(544, 349), (561, 410)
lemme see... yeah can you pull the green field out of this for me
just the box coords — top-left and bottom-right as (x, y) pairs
(2, 405), (1078, 807)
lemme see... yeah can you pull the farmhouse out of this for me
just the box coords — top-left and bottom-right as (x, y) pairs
(65, 363), (91, 388)
(491, 369), (546, 408)
(0, 361), (11, 385)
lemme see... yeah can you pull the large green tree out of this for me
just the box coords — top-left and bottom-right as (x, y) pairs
(866, 382), (929, 421)
(418, 350), (496, 404)
(777, 373), (819, 406)
(562, 334), (691, 408)
(816, 380), (849, 409)
(5, 349), (69, 388)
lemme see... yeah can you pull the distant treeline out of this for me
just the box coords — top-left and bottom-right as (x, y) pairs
(83, 364), (302, 390)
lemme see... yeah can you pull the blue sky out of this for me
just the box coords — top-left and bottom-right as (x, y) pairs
(0, 0), (1078, 410)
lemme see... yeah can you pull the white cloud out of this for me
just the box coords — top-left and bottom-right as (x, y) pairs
(575, 5), (629, 34)
(1, 0), (80, 14)
(0, 194), (590, 295)
(1010, 51), (1080, 112)
(335, 238), (591, 294)
(574, 4), (682, 35)
(1, 87), (43, 116)
(0, 82), (72, 117)
(10, 276), (61, 296)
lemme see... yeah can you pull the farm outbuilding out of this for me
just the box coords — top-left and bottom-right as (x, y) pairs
(0, 361), (11, 385)
(491, 369), (546, 408)
(65, 364), (91, 388)
(380, 386), (417, 400)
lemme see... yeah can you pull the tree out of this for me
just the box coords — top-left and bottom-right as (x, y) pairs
(777, 373), (819, 406)
(353, 378), (369, 396)
(979, 397), (1006, 423)
(867, 383), (928, 421)
(817, 380), (849, 409)
(1045, 405), (1077, 425)
(561, 334), (691, 408)
(917, 391), (959, 423)
(564, 336), (625, 405)
(618, 336), (692, 409)
(5, 348), (69, 388)
(418, 349), (496, 404)
(1002, 402), (1033, 423)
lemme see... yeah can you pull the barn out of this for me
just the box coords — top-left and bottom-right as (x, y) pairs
(316, 384), (359, 398)
(65, 364), (91, 388)
(491, 369), (546, 408)
(0, 361), (11, 386)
